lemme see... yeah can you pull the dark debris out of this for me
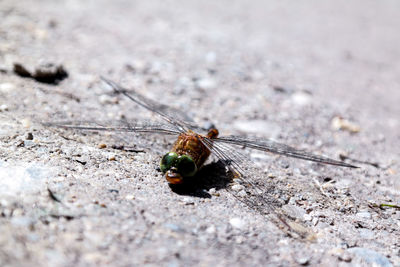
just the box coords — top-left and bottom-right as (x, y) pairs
(13, 62), (68, 85)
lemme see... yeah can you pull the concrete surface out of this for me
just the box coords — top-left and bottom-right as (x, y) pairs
(0, 0), (399, 266)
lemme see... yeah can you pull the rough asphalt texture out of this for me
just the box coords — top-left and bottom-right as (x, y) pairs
(0, 1), (399, 266)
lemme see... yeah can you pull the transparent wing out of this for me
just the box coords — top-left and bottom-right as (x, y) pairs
(201, 135), (357, 238)
(43, 120), (181, 135)
(101, 77), (205, 133)
(213, 135), (358, 168)
(201, 137), (313, 238)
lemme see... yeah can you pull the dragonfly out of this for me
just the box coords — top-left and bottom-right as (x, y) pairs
(47, 77), (357, 237)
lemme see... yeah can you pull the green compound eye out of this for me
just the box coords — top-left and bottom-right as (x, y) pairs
(160, 152), (178, 173)
(177, 155), (197, 177)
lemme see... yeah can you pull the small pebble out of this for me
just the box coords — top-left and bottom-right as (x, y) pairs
(98, 94), (118, 105)
(291, 91), (312, 106)
(205, 225), (216, 234)
(296, 256), (310, 265)
(12, 209), (24, 216)
(237, 190), (247, 198)
(0, 83), (15, 92)
(195, 78), (216, 90)
(338, 252), (352, 262)
(25, 132), (34, 140)
(209, 188), (220, 196)
(0, 104), (9, 111)
(356, 211), (371, 219)
(229, 217), (246, 229)
(232, 178), (242, 184)
(303, 214), (312, 221)
(331, 116), (360, 133)
(231, 184), (245, 192)
(2, 209), (12, 217)
(108, 155), (116, 161)
(23, 140), (35, 148)
(235, 236), (245, 244)
(21, 118), (31, 128)
(208, 188), (216, 194)
(125, 194), (135, 200)
(181, 197), (194, 205)
(98, 143), (107, 149)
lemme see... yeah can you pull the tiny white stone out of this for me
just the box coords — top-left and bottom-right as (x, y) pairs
(20, 118), (31, 128)
(235, 236), (245, 244)
(195, 78), (216, 90)
(303, 214), (312, 221)
(291, 91), (312, 106)
(0, 83), (15, 93)
(231, 184), (245, 192)
(182, 197), (194, 205)
(125, 194), (135, 200)
(331, 116), (360, 133)
(237, 190), (247, 198)
(229, 217), (246, 229)
(205, 225), (216, 234)
(98, 94), (118, 105)
(356, 211), (371, 219)
(232, 178), (242, 184)
(0, 104), (9, 111)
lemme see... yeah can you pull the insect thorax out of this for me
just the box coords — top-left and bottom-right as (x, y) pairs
(171, 132), (211, 169)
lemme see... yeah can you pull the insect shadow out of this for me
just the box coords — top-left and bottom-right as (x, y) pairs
(166, 160), (233, 198)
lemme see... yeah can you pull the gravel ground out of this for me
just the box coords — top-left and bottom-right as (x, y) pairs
(0, 1), (399, 266)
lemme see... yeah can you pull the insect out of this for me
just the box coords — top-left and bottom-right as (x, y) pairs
(52, 78), (356, 182)
(47, 77), (357, 237)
